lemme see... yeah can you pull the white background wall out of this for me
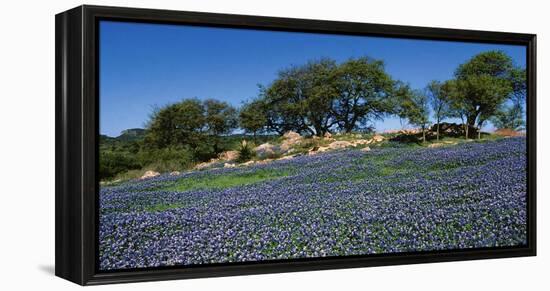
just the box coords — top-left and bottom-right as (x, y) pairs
(0, 0), (546, 289)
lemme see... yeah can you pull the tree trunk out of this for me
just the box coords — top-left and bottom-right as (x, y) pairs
(436, 122), (440, 141)
(343, 121), (354, 133)
(464, 123), (469, 139)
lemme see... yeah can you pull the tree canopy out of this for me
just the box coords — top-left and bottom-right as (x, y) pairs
(144, 98), (206, 149)
(332, 57), (395, 133)
(395, 86), (430, 142)
(491, 103), (525, 131)
(448, 50), (521, 132)
(261, 57), (397, 136)
(145, 98), (238, 153)
(239, 98), (268, 138)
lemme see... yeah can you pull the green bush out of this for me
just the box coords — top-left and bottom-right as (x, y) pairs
(137, 147), (195, 172)
(99, 151), (141, 180)
(191, 142), (218, 162)
(236, 140), (255, 163)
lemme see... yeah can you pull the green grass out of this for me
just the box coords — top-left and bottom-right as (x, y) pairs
(162, 168), (293, 192)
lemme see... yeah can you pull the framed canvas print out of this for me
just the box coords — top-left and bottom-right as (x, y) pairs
(55, 5), (536, 285)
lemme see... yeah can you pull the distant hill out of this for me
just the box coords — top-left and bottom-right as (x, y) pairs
(99, 134), (114, 141)
(100, 128), (146, 147)
(117, 128), (146, 141)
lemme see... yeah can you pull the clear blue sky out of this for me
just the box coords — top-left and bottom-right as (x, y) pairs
(99, 20), (526, 137)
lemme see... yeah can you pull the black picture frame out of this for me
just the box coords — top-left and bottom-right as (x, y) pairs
(55, 4), (537, 286)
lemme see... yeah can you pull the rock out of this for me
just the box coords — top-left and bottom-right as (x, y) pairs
(255, 143), (274, 151)
(240, 160), (255, 166)
(383, 129), (400, 134)
(256, 158), (273, 164)
(323, 132), (334, 141)
(328, 140), (354, 149)
(360, 146), (371, 152)
(352, 139), (371, 146)
(279, 142), (292, 153)
(283, 131), (301, 140)
(428, 143), (444, 148)
(218, 150), (239, 161)
(318, 146), (330, 152)
(277, 155), (294, 161)
(224, 163), (236, 168)
(194, 158), (219, 170)
(140, 170), (160, 180)
(399, 128), (421, 135)
(194, 162), (210, 170)
(431, 122), (479, 138)
(494, 128), (524, 137)
(308, 145), (331, 155)
(169, 171), (180, 176)
(281, 131), (303, 152)
(372, 135), (385, 142)
(254, 143), (276, 158)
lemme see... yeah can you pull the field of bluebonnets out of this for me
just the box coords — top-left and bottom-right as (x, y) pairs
(99, 137), (527, 270)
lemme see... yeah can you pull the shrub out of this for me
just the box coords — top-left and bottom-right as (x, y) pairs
(236, 140), (255, 163)
(99, 151), (141, 180)
(138, 147), (195, 171)
(191, 141), (218, 162)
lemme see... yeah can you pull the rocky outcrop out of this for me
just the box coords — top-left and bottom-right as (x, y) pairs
(254, 143), (276, 158)
(256, 158), (273, 164)
(308, 138), (376, 155)
(323, 132), (333, 139)
(328, 140), (353, 149)
(308, 146), (329, 155)
(372, 135), (385, 142)
(283, 131), (301, 140)
(352, 139), (372, 146)
(195, 158), (219, 170)
(276, 155), (295, 161)
(280, 131), (303, 153)
(140, 170), (160, 180)
(218, 150), (239, 161)
(430, 122), (479, 138)
(494, 128), (524, 137)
